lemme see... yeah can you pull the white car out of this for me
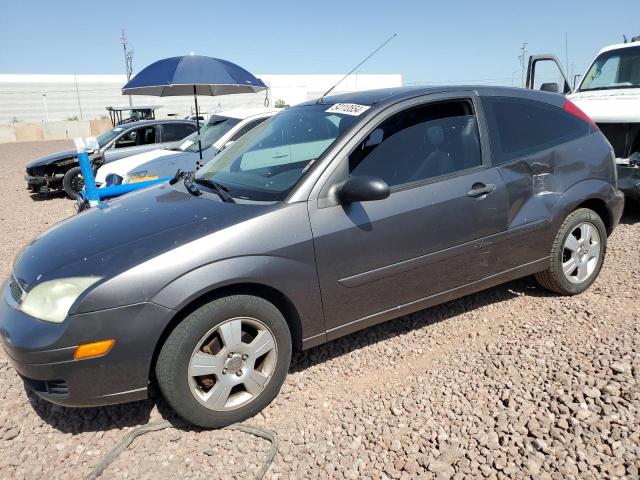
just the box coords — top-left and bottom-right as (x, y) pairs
(527, 37), (640, 198)
(95, 108), (279, 185)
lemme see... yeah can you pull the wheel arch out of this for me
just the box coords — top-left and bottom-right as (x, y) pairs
(574, 197), (612, 235)
(149, 282), (304, 383)
(555, 179), (618, 235)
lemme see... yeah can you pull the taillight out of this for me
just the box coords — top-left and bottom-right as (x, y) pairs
(563, 99), (598, 130)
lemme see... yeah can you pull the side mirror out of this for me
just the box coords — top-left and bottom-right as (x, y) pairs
(105, 173), (123, 186)
(339, 175), (390, 204)
(540, 82), (560, 93)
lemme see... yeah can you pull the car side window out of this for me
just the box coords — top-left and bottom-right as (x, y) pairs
(163, 123), (196, 142)
(349, 100), (482, 188)
(481, 96), (590, 164)
(228, 118), (269, 142)
(115, 126), (157, 148)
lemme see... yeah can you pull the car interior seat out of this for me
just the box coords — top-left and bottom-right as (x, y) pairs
(410, 124), (449, 181)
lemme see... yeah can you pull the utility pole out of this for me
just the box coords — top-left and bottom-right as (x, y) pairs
(518, 42), (529, 88)
(121, 29), (134, 106)
(74, 75), (83, 120)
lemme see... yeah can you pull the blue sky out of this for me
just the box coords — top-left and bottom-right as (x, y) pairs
(1, 0), (638, 86)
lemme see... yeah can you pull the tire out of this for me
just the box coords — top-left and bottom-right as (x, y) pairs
(62, 166), (84, 199)
(535, 208), (607, 295)
(155, 295), (292, 428)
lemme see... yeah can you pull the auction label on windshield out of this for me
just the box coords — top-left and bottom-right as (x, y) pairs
(325, 103), (371, 116)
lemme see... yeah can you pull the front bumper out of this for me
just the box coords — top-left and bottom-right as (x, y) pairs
(0, 296), (175, 407)
(24, 173), (63, 191)
(617, 164), (640, 199)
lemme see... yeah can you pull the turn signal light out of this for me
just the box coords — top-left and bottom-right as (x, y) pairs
(73, 339), (115, 360)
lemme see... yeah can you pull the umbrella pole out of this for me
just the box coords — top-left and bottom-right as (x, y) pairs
(193, 85), (202, 160)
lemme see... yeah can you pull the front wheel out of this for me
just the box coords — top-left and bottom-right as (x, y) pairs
(62, 166), (84, 199)
(156, 295), (292, 428)
(535, 208), (607, 295)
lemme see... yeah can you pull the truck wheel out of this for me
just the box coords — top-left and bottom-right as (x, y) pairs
(156, 295), (292, 428)
(535, 208), (607, 295)
(62, 166), (84, 199)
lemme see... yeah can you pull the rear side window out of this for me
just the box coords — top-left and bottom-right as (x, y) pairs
(163, 123), (196, 142)
(482, 97), (590, 164)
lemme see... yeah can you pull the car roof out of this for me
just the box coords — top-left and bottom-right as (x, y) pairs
(597, 40), (640, 55)
(212, 107), (280, 120)
(114, 119), (196, 129)
(297, 85), (564, 109)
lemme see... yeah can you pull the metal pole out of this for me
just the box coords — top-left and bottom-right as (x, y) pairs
(194, 85), (202, 160)
(74, 75), (83, 120)
(42, 93), (49, 122)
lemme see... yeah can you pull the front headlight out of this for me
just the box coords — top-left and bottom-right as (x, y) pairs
(20, 277), (102, 323)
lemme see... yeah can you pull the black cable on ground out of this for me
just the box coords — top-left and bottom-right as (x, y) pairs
(83, 420), (278, 480)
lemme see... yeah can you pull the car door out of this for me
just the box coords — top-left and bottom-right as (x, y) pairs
(307, 93), (510, 339)
(103, 124), (160, 163)
(526, 55), (573, 93)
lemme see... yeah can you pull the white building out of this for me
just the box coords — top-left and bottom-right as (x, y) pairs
(0, 74), (402, 124)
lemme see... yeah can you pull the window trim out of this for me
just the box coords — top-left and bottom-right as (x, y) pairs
(311, 91), (492, 209)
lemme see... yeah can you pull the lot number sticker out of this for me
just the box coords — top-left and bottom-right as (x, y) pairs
(325, 103), (371, 116)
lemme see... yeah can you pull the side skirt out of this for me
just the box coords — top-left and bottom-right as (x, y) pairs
(320, 257), (549, 343)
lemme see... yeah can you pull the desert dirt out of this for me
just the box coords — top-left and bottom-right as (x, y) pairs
(0, 141), (638, 479)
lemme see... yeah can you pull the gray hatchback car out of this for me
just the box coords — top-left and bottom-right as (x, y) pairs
(1, 86), (624, 427)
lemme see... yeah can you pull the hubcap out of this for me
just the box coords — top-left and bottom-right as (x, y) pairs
(562, 222), (601, 284)
(188, 317), (277, 411)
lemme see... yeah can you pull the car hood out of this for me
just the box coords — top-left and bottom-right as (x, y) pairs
(95, 148), (178, 183)
(568, 88), (640, 123)
(12, 183), (276, 290)
(25, 149), (78, 168)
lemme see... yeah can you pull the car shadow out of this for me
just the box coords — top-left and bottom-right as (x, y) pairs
(29, 275), (545, 434)
(620, 200), (639, 225)
(289, 275), (545, 374)
(29, 190), (67, 202)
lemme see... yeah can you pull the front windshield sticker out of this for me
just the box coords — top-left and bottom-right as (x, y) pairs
(325, 103), (371, 116)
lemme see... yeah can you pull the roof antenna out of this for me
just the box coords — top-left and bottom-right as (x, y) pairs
(317, 33), (397, 104)
(623, 34), (628, 43)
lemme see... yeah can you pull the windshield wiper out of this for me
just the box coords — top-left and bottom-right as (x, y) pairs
(193, 177), (235, 203)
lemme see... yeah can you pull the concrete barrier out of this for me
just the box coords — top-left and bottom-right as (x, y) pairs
(90, 119), (112, 136)
(0, 120), (111, 143)
(14, 123), (44, 142)
(0, 125), (16, 143)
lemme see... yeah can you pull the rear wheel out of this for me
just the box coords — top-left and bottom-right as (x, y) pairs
(155, 295), (292, 428)
(62, 166), (84, 199)
(535, 208), (607, 295)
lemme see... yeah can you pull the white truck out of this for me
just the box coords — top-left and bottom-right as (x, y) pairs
(527, 37), (640, 199)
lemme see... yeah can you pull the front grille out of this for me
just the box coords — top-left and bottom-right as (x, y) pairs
(8, 277), (22, 303)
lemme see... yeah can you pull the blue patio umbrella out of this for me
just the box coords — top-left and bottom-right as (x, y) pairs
(122, 55), (267, 159)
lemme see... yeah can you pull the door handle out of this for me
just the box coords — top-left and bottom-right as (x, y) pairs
(467, 183), (496, 198)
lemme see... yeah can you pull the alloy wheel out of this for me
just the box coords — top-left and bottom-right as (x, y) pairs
(562, 222), (601, 284)
(187, 317), (277, 411)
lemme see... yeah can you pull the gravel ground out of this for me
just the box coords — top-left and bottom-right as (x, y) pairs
(0, 141), (638, 480)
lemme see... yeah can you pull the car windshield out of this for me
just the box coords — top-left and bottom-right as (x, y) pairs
(195, 105), (360, 202)
(170, 116), (240, 152)
(579, 46), (640, 91)
(96, 127), (125, 148)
